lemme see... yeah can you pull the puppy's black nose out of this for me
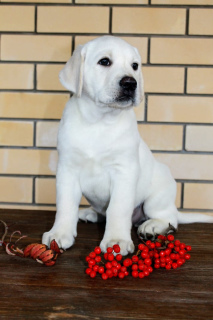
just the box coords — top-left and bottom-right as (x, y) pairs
(119, 76), (137, 92)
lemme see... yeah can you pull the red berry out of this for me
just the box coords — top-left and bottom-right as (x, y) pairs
(166, 264), (171, 270)
(124, 271), (129, 276)
(88, 259), (96, 266)
(143, 246), (149, 252)
(144, 258), (152, 266)
(120, 266), (127, 273)
(159, 250), (165, 257)
(180, 243), (186, 250)
(132, 264), (138, 271)
(89, 252), (96, 259)
(107, 253), (114, 261)
(177, 259), (183, 266)
(116, 263), (121, 270)
(98, 266), (105, 274)
(146, 240), (152, 246)
(86, 268), (92, 275)
(168, 243), (174, 249)
(165, 248), (171, 256)
(107, 247), (113, 254)
(179, 249), (185, 256)
(93, 265), (99, 272)
(85, 256), (90, 262)
(123, 259), (131, 267)
(144, 270), (150, 276)
(112, 267), (118, 275)
(154, 264), (160, 269)
(141, 252), (148, 259)
(154, 252), (159, 259)
(138, 244), (146, 250)
(138, 272), (145, 278)
(132, 255), (139, 263)
(167, 234), (174, 241)
(106, 269), (113, 277)
(113, 244), (120, 253)
(155, 242), (161, 248)
(157, 235), (164, 240)
(105, 262), (112, 269)
(186, 245), (192, 251)
(155, 258), (160, 264)
(118, 272), (125, 279)
(174, 246), (180, 252)
(104, 253), (108, 260)
(132, 271), (139, 278)
(138, 264), (145, 271)
(102, 273), (108, 280)
(148, 266), (153, 273)
(95, 256), (101, 263)
(185, 254), (191, 260)
(170, 253), (176, 260)
(94, 246), (101, 254)
(174, 240), (181, 246)
(172, 263), (178, 269)
(116, 254), (123, 261)
(112, 260), (118, 267)
(90, 271), (96, 278)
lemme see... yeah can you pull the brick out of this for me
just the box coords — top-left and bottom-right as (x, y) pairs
(0, 92), (69, 119)
(184, 183), (213, 210)
(151, 38), (213, 65)
(148, 96), (213, 124)
(152, 0), (213, 4)
(143, 67), (184, 93)
(0, 177), (32, 203)
(0, 204), (56, 211)
(0, 6), (34, 32)
(187, 68), (213, 94)
(138, 124), (183, 151)
(0, 121), (33, 146)
(0, 149), (57, 175)
(185, 125), (213, 152)
(75, 36), (148, 63)
(36, 121), (59, 147)
(35, 178), (88, 205)
(0, 64), (34, 90)
(37, 7), (109, 33)
(189, 9), (213, 35)
(155, 153), (213, 180)
(76, 0), (147, 3)
(134, 100), (145, 121)
(37, 64), (66, 91)
(112, 8), (186, 35)
(1, 35), (71, 62)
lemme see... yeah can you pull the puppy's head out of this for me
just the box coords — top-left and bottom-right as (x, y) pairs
(59, 36), (144, 109)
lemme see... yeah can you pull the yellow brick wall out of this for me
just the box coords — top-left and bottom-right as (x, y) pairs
(0, 1), (213, 217)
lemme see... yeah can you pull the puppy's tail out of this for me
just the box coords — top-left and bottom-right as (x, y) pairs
(177, 211), (213, 224)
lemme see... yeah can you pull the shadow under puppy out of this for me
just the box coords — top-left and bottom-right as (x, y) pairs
(42, 36), (213, 256)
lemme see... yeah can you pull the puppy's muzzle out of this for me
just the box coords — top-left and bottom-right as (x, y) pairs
(119, 76), (137, 100)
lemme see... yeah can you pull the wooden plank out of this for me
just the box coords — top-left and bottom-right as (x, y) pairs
(0, 209), (213, 319)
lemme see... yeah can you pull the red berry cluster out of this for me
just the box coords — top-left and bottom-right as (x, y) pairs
(85, 235), (191, 280)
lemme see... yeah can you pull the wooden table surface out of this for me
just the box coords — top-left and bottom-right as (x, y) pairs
(0, 209), (213, 320)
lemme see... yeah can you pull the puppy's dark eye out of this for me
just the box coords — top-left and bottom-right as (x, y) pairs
(98, 58), (112, 67)
(132, 63), (139, 71)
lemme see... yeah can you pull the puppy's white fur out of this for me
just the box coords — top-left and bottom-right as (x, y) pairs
(42, 36), (213, 255)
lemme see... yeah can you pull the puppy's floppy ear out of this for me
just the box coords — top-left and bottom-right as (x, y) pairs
(59, 45), (86, 97)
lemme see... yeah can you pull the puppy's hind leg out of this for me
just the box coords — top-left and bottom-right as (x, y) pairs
(79, 207), (105, 223)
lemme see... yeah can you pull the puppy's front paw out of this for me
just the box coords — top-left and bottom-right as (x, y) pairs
(100, 238), (134, 256)
(137, 218), (172, 240)
(42, 226), (75, 250)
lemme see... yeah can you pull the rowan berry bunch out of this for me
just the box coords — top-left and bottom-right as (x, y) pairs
(85, 234), (191, 280)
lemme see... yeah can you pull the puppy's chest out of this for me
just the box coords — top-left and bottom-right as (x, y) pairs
(79, 158), (111, 207)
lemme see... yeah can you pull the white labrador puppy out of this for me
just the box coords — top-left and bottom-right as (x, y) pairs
(42, 36), (213, 255)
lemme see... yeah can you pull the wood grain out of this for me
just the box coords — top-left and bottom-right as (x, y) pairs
(0, 209), (213, 320)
